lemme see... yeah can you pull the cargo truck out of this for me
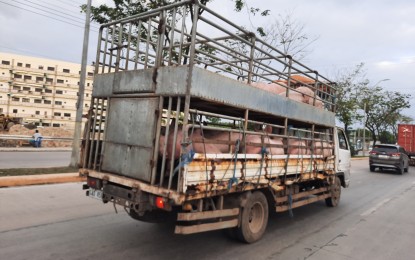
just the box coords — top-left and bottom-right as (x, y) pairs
(80, 1), (350, 243)
(397, 124), (415, 165)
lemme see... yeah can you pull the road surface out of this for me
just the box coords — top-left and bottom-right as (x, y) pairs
(1, 159), (415, 260)
(0, 151), (71, 168)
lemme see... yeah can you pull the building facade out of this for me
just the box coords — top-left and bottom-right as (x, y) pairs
(0, 52), (94, 130)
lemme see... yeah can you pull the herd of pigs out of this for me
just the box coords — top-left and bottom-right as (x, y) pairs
(159, 83), (332, 161)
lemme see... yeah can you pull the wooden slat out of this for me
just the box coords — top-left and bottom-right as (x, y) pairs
(175, 219), (239, 234)
(177, 208), (239, 221)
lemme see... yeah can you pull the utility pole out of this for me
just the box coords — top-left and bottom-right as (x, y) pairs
(70, 0), (91, 167)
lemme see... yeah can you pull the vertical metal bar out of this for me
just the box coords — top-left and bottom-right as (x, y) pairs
(159, 97), (173, 187)
(155, 10), (167, 68)
(108, 24), (117, 73)
(125, 23), (133, 70)
(169, 97), (181, 190)
(144, 18), (152, 69)
(168, 7), (177, 65)
(134, 20), (143, 70)
(88, 99), (99, 169)
(82, 97), (95, 168)
(313, 71), (319, 106)
(115, 23), (124, 72)
(93, 98), (105, 170)
(98, 98), (110, 172)
(177, 5), (186, 64)
(285, 56), (293, 97)
(151, 96), (164, 185)
(101, 27), (109, 74)
(95, 27), (103, 74)
(247, 35), (256, 84)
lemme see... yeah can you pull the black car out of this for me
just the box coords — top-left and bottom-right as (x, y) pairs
(369, 144), (409, 174)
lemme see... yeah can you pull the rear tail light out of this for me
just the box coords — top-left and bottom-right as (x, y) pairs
(87, 177), (102, 189)
(155, 197), (165, 209)
(390, 153), (401, 157)
(369, 151), (378, 155)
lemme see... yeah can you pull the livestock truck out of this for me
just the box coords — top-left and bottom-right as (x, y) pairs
(80, 1), (351, 243)
(397, 124), (415, 165)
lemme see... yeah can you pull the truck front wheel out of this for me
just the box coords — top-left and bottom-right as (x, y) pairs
(235, 191), (269, 243)
(325, 176), (341, 207)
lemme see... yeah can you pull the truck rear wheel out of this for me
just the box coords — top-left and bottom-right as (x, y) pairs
(325, 176), (341, 207)
(235, 191), (269, 243)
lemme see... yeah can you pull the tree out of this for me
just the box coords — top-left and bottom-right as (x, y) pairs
(334, 63), (369, 139)
(361, 87), (411, 147)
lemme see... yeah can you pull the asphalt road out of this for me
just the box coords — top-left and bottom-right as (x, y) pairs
(1, 159), (415, 260)
(0, 151), (71, 168)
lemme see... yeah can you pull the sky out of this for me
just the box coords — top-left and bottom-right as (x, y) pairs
(0, 0), (414, 122)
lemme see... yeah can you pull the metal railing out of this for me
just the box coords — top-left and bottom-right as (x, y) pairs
(95, 0), (336, 111)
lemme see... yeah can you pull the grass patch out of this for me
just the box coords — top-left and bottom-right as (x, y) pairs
(0, 167), (79, 177)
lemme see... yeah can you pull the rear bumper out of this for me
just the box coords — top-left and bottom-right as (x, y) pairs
(369, 159), (401, 169)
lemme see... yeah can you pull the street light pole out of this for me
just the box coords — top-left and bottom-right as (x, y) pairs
(362, 78), (390, 156)
(70, 0), (91, 167)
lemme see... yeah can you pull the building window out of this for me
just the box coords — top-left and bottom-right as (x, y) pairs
(54, 112), (61, 116)
(24, 75), (32, 80)
(56, 90), (63, 94)
(44, 100), (51, 104)
(34, 99), (42, 104)
(38, 65), (44, 70)
(35, 88), (43, 93)
(35, 111), (40, 115)
(47, 66), (55, 71)
(44, 89), (52, 93)
(87, 83), (90, 86)
(64, 113), (71, 117)
(22, 98), (30, 103)
(42, 123), (50, 127)
(46, 78), (53, 84)
(17, 62), (23, 67)
(1, 60), (10, 65)
(86, 93), (89, 97)
(12, 97), (20, 101)
(12, 109), (18, 113)
(53, 123), (60, 127)
(63, 69), (70, 73)
(55, 101), (63, 105)
(36, 76), (43, 82)
(87, 72), (94, 76)
(25, 64), (31, 68)
(13, 86), (21, 91)
(57, 79), (64, 84)
(23, 87), (31, 91)
(14, 74), (22, 79)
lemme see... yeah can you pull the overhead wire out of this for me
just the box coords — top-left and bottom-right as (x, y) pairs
(0, 0), (99, 32)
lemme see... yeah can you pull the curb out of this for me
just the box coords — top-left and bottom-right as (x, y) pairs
(0, 173), (85, 187)
(0, 147), (72, 152)
(351, 157), (368, 160)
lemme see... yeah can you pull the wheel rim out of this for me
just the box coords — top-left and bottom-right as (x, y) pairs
(248, 202), (265, 234)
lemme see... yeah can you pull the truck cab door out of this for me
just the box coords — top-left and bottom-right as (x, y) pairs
(335, 127), (351, 187)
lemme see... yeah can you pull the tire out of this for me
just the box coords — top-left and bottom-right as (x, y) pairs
(325, 176), (341, 207)
(235, 191), (269, 243)
(370, 166), (375, 172)
(397, 163), (404, 175)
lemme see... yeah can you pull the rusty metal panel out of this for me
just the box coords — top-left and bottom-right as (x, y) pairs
(101, 98), (158, 182)
(113, 69), (155, 93)
(93, 73), (114, 97)
(155, 66), (335, 127)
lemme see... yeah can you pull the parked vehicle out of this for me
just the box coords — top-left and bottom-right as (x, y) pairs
(397, 124), (415, 166)
(80, 1), (350, 243)
(369, 144), (409, 174)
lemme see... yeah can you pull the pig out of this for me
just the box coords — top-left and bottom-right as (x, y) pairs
(251, 82), (287, 95)
(244, 134), (284, 155)
(287, 138), (310, 155)
(313, 140), (333, 157)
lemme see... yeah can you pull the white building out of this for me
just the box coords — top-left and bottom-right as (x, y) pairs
(0, 52), (94, 130)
